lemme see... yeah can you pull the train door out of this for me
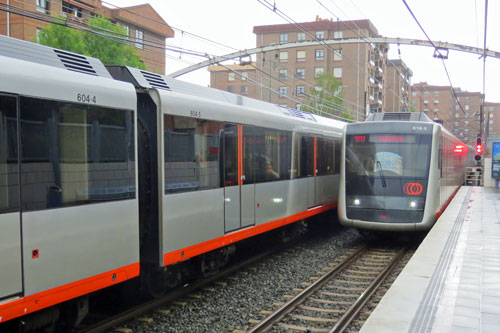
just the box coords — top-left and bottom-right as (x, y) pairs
(241, 125), (255, 228)
(301, 135), (317, 208)
(0, 94), (23, 300)
(223, 124), (241, 232)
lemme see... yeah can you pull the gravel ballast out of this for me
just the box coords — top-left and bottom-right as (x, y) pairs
(120, 220), (361, 333)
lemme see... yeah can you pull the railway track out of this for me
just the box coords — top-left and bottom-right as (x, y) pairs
(247, 245), (408, 333)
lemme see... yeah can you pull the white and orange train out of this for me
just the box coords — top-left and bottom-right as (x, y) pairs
(0, 35), (344, 330)
(338, 112), (473, 232)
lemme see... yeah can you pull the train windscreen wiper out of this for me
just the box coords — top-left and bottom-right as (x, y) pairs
(376, 160), (387, 188)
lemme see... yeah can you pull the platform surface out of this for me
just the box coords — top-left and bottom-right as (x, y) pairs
(361, 186), (500, 333)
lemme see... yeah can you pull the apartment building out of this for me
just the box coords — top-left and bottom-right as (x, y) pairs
(410, 82), (491, 145)
(452, 90), (483, 145)
(253, 17), (388, 120)
(0, 0), (174, 73)
(385, 59), (412, 113)
(411, 82), (454, 130)
(207, 17), (387, 120)
(485, 102), (500, 138)
(208, 63), (258, 97)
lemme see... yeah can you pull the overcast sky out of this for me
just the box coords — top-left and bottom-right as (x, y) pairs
(106, 0), (500, 102)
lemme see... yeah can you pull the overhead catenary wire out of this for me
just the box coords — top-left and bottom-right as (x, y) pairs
(102, 0), (365, 113)
(401, 0), (468, 116)
(0, 0), (354, 122)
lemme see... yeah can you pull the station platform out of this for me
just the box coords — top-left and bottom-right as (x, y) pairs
(361, 186), (500, 333)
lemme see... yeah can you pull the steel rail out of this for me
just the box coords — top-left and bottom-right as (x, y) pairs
(78, 247), (280, 333)
(247, 245), (367, 333)
(329, 247), (407, 333)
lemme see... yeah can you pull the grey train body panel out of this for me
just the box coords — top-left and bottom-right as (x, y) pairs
(162, 189), (224, 254)
(22, 200), (139, 295)
(0, 213), (22, 298)
(0, 50), (140, 298)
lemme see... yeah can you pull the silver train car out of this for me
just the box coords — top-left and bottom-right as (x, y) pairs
(0, 36), (344, 329)
(338, 112), (470, 232)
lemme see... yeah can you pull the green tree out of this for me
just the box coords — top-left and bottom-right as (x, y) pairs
(38, 16), (146, 69)
(302, 73), (352, 120)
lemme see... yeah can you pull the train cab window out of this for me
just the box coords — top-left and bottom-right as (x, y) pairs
(0, 95), (19, 213)
(243, 126), (286, 183)
(164, 115), (224, 193)
(19, 97), (136, 211)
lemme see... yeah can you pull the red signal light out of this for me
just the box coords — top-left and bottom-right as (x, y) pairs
(476, 144), (482, 154)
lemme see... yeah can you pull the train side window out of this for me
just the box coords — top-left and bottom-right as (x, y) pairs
(164, 115), (223, 193)
(326, 138), (335, 175)
(244, 126), (282, 183)
(222, 123), (238, 186)
(299, 135), (315, 177)
(279, 131), (292, 179)
(316, 137), (327, 175)
(334, 139), (341, 173)
(0, 95), (19, 213)
(20, 97), (136, 211)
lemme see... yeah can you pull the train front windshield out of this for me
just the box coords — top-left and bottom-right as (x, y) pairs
(345, 134), (431, 223)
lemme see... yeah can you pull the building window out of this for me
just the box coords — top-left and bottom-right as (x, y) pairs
(455, 112), (460, 118)
(465, 113), (469, 118)
(279, 87), (287, 97)
(123, 25), (130, 38)
(228, 72), (235, 81)
(412, 91), (417, 97)
(36, 0), (49, 13)
(315, 67), (324, 78)
(423, 109), (429, 113)
(466, 97), (470, 102)
(227, 86), (234, 93)
(490, 106), (494, 111)
(434, 108), (439, 113)
(62, 1), (83, 17)
(465, 105), (470, 110)
(423, 100), (428, 104)
(316, 31), (325, 40)
(296, 50), (306, 61)
(424, 91), (429, 97)
(333, 31), (343, 39)
(279, 69), (288, 80)
(240, 71), (248, 81)
(135, 29), (144, 49)
(434, 100), (439, 104)
(334, 49), (342, 61)
(315, 49), (324, 60)
(280, 33), (288, 44)
(434, 91), (440, 96)
(295, 68), (305, 79)
(279, 51), (288, 63)
(465, 120), (469, 125)
(455, 122), (460, 127)
(296, 103), (303, 110)
(333, 67), (342, 78)
(296, 86), (305, 97)
(297, 32), (305, 41)
(36, 28), (42, 44)
(241, 85), (248, 95)
(455, 105), (459, 110)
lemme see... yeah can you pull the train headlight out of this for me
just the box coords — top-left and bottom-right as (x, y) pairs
(409, 200), (417, 208)
(353, 198), (361, 206)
